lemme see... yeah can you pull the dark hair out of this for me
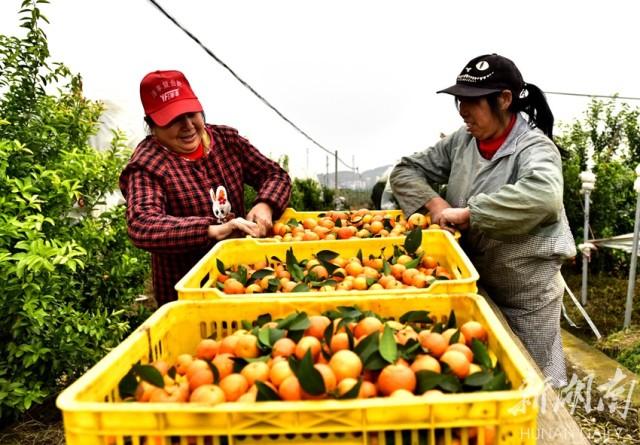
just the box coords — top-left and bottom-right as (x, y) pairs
(485, 87), (567, 157)
(510, 83), (554, 139)
(144, 111), (207, 130)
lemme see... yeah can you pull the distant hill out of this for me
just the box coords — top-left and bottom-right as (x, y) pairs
(316, 164), (391, 190)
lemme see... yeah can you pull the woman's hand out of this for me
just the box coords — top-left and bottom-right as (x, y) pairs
(246, 202), (273, 237)
(426, 197), (452, 227)
(208, 217), (261, 240)
(440, 207), (470, 231)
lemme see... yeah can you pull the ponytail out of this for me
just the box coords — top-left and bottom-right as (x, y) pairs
(512, 83), (554, 139)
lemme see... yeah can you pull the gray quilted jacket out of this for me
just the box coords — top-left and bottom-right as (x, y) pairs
(390, 114), (576, 308)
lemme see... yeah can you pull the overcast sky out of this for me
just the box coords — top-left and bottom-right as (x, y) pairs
(2, 0), (640, 179)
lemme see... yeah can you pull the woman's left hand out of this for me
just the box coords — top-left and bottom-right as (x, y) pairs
(246, 202), (273, 237)
(440, 207), (470, 231)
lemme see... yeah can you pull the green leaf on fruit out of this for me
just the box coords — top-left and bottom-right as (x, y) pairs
(471, 338), (492, 369)
(379, 325), (398, 363)
(255, 381), (281, 401)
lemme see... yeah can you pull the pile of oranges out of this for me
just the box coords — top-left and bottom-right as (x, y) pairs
(122, 307), (506, 407)
(217, 231), (454, 295)
(271, 210), (432, 241)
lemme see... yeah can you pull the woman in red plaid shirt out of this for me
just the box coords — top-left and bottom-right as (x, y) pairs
(119, 70), (292, 304)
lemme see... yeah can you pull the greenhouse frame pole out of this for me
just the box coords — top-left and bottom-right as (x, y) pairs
(579, 171), (596, 305)
(624, 165), (640, 328)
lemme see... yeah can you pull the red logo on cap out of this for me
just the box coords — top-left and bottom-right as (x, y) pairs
(140, 70), (203, 126)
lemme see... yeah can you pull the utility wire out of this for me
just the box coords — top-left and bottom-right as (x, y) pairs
(147, 0), (356, 171)
(545, 91), (640, 101)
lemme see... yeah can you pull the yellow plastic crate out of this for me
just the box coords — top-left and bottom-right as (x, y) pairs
(276, 208), (406, 225)
(56, 294), (543, 445)
(175, 230), (478, 300)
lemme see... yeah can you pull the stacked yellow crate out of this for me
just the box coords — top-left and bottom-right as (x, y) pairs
(56, 208), (543, 445)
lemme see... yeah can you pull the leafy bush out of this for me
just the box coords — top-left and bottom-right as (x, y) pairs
(558, 98), (640, 275)
(616, 342), (640, 374)
(0, 1), (150, 421)
(243, 154), (334, 213)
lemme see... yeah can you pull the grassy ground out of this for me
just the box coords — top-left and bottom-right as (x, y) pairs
(562, 269), (640, 365)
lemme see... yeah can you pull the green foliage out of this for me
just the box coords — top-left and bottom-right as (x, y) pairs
(289, 178), (333, 211)
(243, 154), (334, 213)
(557, 97), (640, 275)
(616, 342), (640, 374)
(0, 1), (150, 420)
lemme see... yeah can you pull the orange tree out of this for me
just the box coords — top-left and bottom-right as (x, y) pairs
(558, 97), (640, 275)
(0, 1), (150, 421)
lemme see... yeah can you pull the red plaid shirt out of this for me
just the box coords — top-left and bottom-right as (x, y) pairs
(119, 124), (291, 304)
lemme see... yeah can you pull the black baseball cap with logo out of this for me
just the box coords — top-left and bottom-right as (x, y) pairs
(437, 53), (525, 97)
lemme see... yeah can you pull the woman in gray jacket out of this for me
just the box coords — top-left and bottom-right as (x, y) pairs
(390, 53), (575, 387)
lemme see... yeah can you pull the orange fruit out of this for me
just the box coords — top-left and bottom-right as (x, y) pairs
(407, 213), (428, 229)
(295, 336), (322, 361)
(235, 334), (260, 359)
(281, 280), (297, 293)
(337, 227), (354, 239)
(378, 275), (398, 289)
(272, 222), (287, 237)
(175, 353), (194, 376)
(278, 375), (303, 401)
(189, 367), (214, 392)
(211, 352), (235, 380)
(410, 273), (428, 288)
(269, 359), (294, 387)
(245, 283), (263, 293)
(421, 255), (438, 269)
(241, 361), (270, 386)
(218, 335), (240, 355)
(354, 317), (383, 339)
(336, 378), (378, 398)
(135, 381), (156, 402)
(440, 350), (470, 379)
(329, 350), (363, 382)
(377, 364), (416, 396)
(390, 389), (415, 399)
(219, 373), (249, 402)
(313, 363), (337, 394)
(418, 331), (448, 358)
(330, 332), (350, 353)
(189, 384), (226, 405)
(195, 339), (219, 361)
(369, 220), (384, 234)
(318, 217), (334, 229)
(446, 343), (473, 363)
(401, 268), (419, 285)
(186, 359), (210, 380)
(352, 276), (368, 290)
(460, 320), (488, 346)
(390, 263), (406, 280)
(396, 255), (413, 266)
(272, 337), (297, 358)
(362, 266), (380, 280)
(442, 328), (466, 345)
(395, 326), (418, 345)
(345, 260), (364, 277)
(302, 218), (317, 230)
(223, 278), (245, 294)
(410, 354), (441, 374)
(304, 315), (332, 339)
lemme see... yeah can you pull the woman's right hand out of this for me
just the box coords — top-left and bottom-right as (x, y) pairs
(426, 197), (452, 227)
(208, 217), (260, 240)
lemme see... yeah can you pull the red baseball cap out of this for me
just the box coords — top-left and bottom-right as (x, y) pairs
(140, 70), (203, 126)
